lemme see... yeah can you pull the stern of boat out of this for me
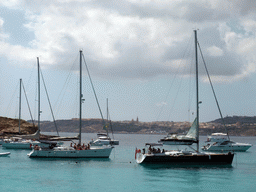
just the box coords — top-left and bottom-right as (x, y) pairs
(135, 148), (146, 164)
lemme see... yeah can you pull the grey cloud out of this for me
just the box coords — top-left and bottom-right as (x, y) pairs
(3, 0), (256, 82)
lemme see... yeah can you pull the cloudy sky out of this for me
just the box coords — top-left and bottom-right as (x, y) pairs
(1, 0), (256, 123)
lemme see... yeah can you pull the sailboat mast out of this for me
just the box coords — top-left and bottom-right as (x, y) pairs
(194, 30), (199, 152)
(79, 50), (82, 145)
(18, 78), (22, 134)
(106, 98), (109, 136)
(37, 57), (40, 132)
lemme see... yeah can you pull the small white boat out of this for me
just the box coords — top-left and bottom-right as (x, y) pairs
(0, 152), (11, 157)
(202, 133), (252, 152)
(90, 133), (119, 146)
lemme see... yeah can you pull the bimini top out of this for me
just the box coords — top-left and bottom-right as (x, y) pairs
(145, 143), (163, 147)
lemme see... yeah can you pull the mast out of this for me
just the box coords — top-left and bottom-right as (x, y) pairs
(18, 78), (22, 134)
(37, 57), (40, 132)
(194, 30), (199, 152)
(107, 98), (109, 121)
(106, 98), (109, 136)
(79, 50), (82, 145)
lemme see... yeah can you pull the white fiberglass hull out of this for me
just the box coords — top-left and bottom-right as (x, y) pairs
(28, 146), (114, 158)
(90, 139), (119, 146)
(2, 141), (50, 149)
(202, 143), (252, 152)
(0, 152), (11, 157)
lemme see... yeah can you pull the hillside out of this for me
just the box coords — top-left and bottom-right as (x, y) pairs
(0, 116), (38, 136)
(1, 116), (256, 137)
(211, 116), (256, 124)
(39, 116), (256, 136)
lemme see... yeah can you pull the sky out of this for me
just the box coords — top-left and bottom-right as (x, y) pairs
(1, 0), (256, 123)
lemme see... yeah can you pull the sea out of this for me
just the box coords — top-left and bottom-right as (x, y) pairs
(0, 133), (255, 192)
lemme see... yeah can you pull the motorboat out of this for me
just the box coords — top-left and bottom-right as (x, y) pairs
(202, 133), (252, 152)
(90, 133), (119, 146)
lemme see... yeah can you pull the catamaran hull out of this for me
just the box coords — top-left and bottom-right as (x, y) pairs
(28, 147), (113, 158)
(136, 153), (234, 165)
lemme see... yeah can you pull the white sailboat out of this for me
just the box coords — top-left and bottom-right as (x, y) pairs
(136, 30), (234, 165)
(158, 118), (198, 145)
(2, 79), (53, 149)
(28, 50), (113, 158)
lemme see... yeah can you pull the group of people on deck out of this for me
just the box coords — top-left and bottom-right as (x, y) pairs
(148, 146), (162, 153)
(70, 143), (90, 150)
(147, 146), (165, 154)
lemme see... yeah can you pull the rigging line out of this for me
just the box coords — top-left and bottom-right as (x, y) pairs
(188, 48), (196, 122)
(82, 54), (105, 123)
(5, 81), (19, 118)
(106, 103), (114, 139)
(197, 42), (230, 140)
(156, 34), (194, 121)
(54, 54), (79, 117)
(25, 62), (37, 94)
(166, 75), (185, 122)
(39, 67), (59, 136)
(21, 81), (35, 127)
(167, 37), (195, 122)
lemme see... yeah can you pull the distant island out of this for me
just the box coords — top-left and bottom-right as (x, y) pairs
(1, 115), (256, 137)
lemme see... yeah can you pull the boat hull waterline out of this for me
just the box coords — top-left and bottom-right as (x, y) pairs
(136, 152), (234, 165)
(0, 152), (11, 157)
(2, 141), (51, 149)
(28, 146), (113, 158)
(202, 144), (252, 152)
(158, 139), (196, 145)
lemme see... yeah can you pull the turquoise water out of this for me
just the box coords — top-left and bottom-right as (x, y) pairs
(1, 133), (255, 192)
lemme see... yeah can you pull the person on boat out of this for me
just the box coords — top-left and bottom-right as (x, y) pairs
(74, 143), (77, 149)
(157, 148), (161, 153)
(34, 145), (39, 150)
(70, 143), (73, 147)
(77, 144), (82, 150)
(87, 144), (90, 150)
